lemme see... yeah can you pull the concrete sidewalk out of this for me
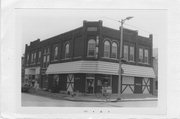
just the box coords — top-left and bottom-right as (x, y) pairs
(27, 89), (158, 102)
(64, 94), (158, 102)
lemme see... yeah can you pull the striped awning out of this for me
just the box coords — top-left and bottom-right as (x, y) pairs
(46, 61), (156, 78)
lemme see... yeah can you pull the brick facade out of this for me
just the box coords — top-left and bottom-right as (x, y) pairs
(24, 20), (155, 95)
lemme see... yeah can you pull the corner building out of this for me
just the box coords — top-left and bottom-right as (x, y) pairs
(24, 20), (156, 95)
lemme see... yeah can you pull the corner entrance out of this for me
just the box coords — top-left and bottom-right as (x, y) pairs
(86, 74), (95, 94)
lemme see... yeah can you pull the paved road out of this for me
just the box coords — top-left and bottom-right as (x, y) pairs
(22, 93), (157, 107)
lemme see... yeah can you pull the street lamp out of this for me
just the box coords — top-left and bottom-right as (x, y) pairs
(117, 16), (133, 100)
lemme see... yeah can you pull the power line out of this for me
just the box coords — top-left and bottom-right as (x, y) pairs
(102, 16), (120, 23)
(102, 16), (153, 34)
(124, 23), (152, 34)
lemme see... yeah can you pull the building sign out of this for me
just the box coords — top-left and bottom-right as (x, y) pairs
(87, 27), (98, 31)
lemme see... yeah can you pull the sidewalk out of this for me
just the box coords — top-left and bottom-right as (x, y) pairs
(27, 89), (158, 102)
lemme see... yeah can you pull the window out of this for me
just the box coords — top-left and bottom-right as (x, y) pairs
(54, 46), (58, 60)
(43, 56), (46, 63)
(129, 46), (134, 61)
(31, 53), (33, 63)
(144, 49), (149, 64)
(43, 55), (46, 68)
(104, 40), (110, 58)
(123, 45), (128, 61)
(38, 51), (41, 63)
(139, 48), (143, 62)
(47, 48), (50, 54)
(47, 55), (50, 63)
(44, 49), (46, 55)
(26, 54), (29, 65)
(65, 43), (70, 58)
(111, 42), (117, 58)
(87, 39), (96, 57)
(34, 52), (36, 63)
(43, 48), (49, 68)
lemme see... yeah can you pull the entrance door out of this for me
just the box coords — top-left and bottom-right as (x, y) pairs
(86, 79), (94, 94)
(134, 77), (142, 94)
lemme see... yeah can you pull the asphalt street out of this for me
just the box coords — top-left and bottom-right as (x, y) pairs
(22, 93), (157, 107)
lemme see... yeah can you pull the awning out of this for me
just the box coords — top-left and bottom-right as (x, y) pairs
(46, 61), (156, 78)
(25, 67), (40, 75)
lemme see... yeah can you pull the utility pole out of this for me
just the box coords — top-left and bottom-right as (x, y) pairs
(117, 17), (133, 101)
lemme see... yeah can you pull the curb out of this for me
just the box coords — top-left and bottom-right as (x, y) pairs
(25, 90), (158, 102)
(63, 97), (158, 102)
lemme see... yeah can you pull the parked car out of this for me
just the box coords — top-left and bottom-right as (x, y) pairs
(22, 83), (31, 92)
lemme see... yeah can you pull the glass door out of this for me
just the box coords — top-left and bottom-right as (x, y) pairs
(86, 74), (95, 94)
(86, 79), (94, 94)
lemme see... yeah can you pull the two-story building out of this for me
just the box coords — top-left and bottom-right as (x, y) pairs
(24, 20), (156, 95)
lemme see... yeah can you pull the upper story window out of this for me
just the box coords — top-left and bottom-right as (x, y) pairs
(42, 47), (50, 68)
(65, 43), (70, 59)
(139, 48), (143, 63)
(54, 46), (58, 60)
(37, 51), (41, 63)
(144, 49), (149, 64)
(129, 46), (134, 62)
(123, 45), (128, 61)
(34, 52), (36, 63)
(87, 39), (96, 57)
(47, 55), (50, 63)
(104, 40), (110, 58)
(31, 53), (33, 63)
(43, 55), (46, 63)
(47, 48), (50, 54)
(44, 49), (46, 55)
(111, 42), (117, 58)
(38, 51), (41, 59)
(26, 54), (29, 65)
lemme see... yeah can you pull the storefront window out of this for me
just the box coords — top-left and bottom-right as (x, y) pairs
(97, 75), (112, 87)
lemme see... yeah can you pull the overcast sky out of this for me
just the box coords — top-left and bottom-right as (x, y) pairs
(16, 9), (166, 54)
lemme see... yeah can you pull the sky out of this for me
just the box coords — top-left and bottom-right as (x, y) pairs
(16, 9), (167, 54)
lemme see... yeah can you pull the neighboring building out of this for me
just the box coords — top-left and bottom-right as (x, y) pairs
(21, 55), (25, 86)
(24, 20), (156, 95)
(153, 48), (158, 96)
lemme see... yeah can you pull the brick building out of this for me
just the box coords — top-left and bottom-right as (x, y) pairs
(24, 20), (156, 95)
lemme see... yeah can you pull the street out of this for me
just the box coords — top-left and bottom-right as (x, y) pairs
(22, 93), (157, 107)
